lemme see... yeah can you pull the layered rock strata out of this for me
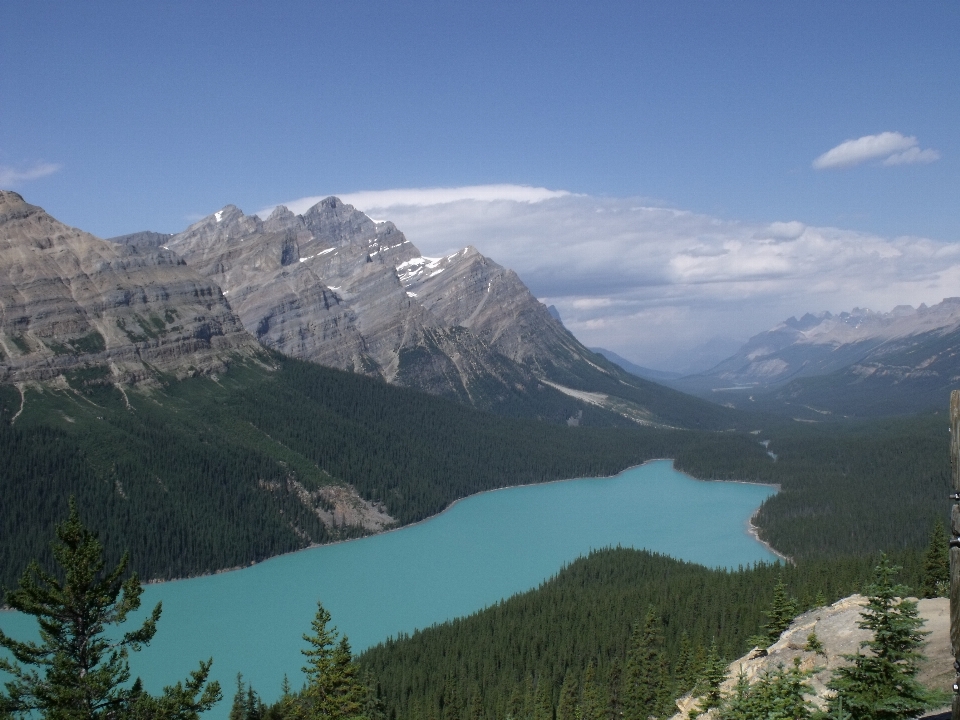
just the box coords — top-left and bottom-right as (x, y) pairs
(0, 191), (260, 384)
(162, 197), (599, 403)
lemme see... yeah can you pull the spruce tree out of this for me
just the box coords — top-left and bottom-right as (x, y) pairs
(690, 640), (727, 717)
(920, 518), (949, 599)
(533, 678), (553, 720)
(506, 685), (524, 720)
(231, 675), (247, 720)
(826, 555), (933, 720)
(298, 602), (366, 720)
(673, 633), (694, 695)
(581, 662), (607, 720)
(467, 688), (484, 720)
(718, 670), (751, 720)
(719, 659), (814, 720)
(623, 610), (667, 720)
(606, 658), (622, 720)
(0, 500), (221, 720)
(760, 577), (798, 649)
(556, 671), (578, 720)
(361, 673), (386, 720)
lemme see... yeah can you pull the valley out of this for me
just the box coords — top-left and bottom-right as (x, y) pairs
(0, 189), (955, 720)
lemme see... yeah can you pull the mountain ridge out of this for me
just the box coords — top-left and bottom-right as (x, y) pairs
(112, 196), (739, 429)
(667, 298), (960, 417)
(0, 190), (262, 385)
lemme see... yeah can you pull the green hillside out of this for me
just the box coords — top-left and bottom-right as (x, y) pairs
(357, 548), (924, 720)
(1, 352), (951, 591)
(0, 354), (756, 591)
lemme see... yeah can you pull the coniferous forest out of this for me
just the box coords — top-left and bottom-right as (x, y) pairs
(0, 354), (954, 720)
(357, 548), (928, 720)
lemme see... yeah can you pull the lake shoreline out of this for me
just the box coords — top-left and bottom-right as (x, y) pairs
(1, 458), (785, 603)
(136, 458), (784, 587)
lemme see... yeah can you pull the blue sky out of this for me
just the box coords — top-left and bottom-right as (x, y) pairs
(3, 1), (958, 368)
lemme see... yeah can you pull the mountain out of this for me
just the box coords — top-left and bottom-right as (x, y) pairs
(133, 197), (736, 429)
(671, 299), (960, 417)
(0, 191), (260, 384)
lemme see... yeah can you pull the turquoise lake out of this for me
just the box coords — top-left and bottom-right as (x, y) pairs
(0, 460), (777, 716)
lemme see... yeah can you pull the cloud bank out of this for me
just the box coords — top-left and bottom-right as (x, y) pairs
(813, 132), (940, 169)
(260, 185), (571, 218)
(0, 162), (62, 187)
(272, 185), (960, 372)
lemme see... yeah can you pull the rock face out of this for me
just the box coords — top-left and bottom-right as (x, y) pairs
(672, 595), (951, 719)
(160, 197), (616, 410)
(0, 191), (261, 384)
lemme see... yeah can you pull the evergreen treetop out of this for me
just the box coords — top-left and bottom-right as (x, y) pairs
(0, 499), (221, 720)
(920, 518), (949, 599)
(296, 602), (366, 720)
(826, 555), (933, 720)
(623, 609), (668, 720)
(760, 577), (798, 648)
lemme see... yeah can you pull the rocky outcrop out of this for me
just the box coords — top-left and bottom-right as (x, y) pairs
(0, 191), (262, 384)
(160, 197), (618, 411)
(672, 595), (950, 719)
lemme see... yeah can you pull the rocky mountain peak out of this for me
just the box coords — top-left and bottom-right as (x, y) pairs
(0, 190), (34, 219)
(0, 193), (261, 385)
(263, 204), (300, 232)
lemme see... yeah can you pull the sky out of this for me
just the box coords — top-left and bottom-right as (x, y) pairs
(3, 1), (958, 371)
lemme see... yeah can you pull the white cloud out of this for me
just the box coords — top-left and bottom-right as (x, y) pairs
(0, 161), (61, 187)
(258, 184), (571, 218)
(332, 186), (960, 369)
(882, 146), (941, 166)
(762, 221), (806, 240)
(812, 132), (939, 169)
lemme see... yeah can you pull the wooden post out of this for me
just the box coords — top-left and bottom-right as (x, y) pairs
(950, 390), (960, 720)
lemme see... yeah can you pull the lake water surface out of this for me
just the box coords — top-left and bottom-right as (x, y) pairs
(0, 460), (777, 715)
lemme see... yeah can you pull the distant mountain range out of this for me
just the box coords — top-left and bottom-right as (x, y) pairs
(649, 300), (960, 417)
(9, 186), (953, 422)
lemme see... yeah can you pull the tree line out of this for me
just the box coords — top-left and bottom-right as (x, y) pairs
(1, 356), (952, 592)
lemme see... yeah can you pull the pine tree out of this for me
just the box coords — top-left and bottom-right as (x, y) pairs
(826, 555), (934, 720)
(556, 671), (578, 720)
(298, 602), (366, 720)
(719, 659), (814, 720)
(690, 640), (726, 717)
(533, 677), (553, 720)
(623, 610), (667, 720)
(920, 518), (949, 599)
(760, 577), (798, 649)
(673, 633), (694, 695)
(231, 675), (248, 720)
(581, 662), (607, 720)
(0, 500), (221, 720)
